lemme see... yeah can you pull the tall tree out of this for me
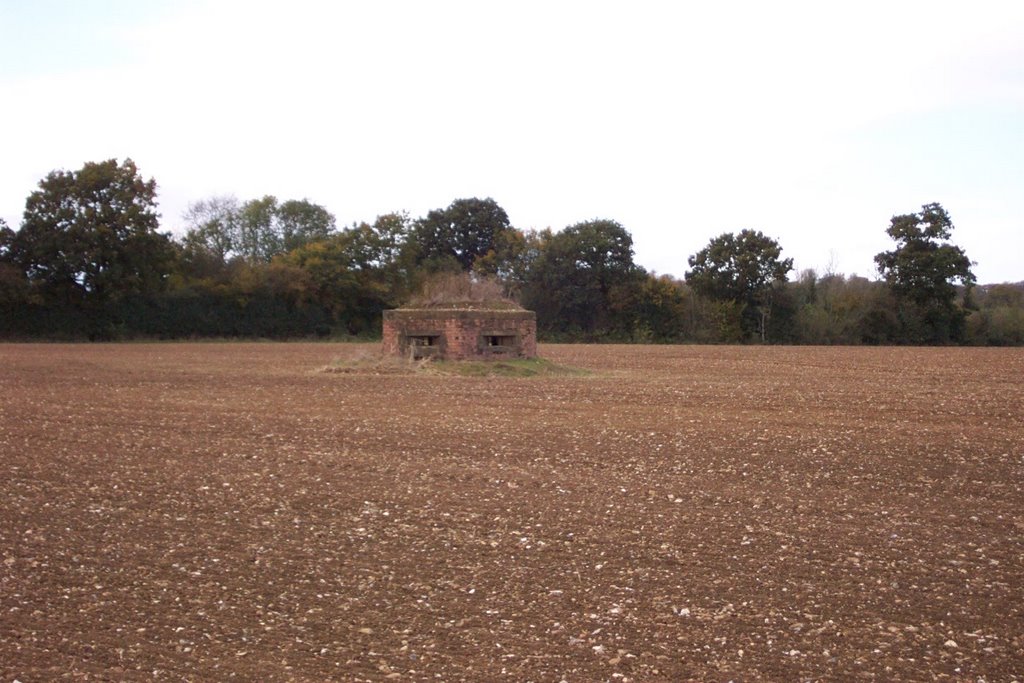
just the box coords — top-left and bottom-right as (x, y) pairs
(633, 274), (689, 341)
(182, 195), (240, 263)
(236, 195), (281, 263)
(523, 219), (643, 337)
(281, 221), (399, 332)
(874, 202), (975, 343)
(685, 229), (793, 341)
(474, 227), (547, 298)
(0, 218), (32, 309)
(6, 158), (174, 305)
(412, 197), (512, 271)
(346, 212), (416, 297)
(278, 199), (337, 253)
(182, 195), (337, 264)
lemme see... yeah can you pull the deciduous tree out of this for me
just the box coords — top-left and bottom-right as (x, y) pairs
(0, 219), (32, 308)
(412, 197), (513, 271)
(874, 202), (975, 343)
(685, 229), (793, 341)
(523, 219), (643, 337)
(182, 195), (337, 265)
(7, 159), (174, 305)
(278, 199), (337, 253)
(281, 216), (407, 332)
(182, 195), (239, 263)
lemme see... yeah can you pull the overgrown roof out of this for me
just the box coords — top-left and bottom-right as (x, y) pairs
(399, 274), (524, 311)
(395, 299), (523, 311)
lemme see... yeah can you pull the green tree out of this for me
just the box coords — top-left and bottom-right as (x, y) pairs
(278, 199), (337, 253)
(523, 219), (643, 338)
(964, 284), (1024, 345)
(685, 229), (793, 341)
(182, 195), (336, 265)
(236, 195), (282, 263)
(632, 274), (688, 341)
(182, 195), (240, 264)
(874, 202), (975, 343)
(0, 219), (32, 310)
(412, 197), (513, 271)
(343, 213), (413, 271)
(281, 216), (408, 333)
(6, 158), (175, 306)
(474, 227), (547, 299)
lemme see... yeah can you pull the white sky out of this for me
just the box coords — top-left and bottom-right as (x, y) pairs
(2, 1), (1023, 283)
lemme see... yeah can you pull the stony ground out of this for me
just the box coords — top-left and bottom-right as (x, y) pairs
(1, 343), (1022, 682)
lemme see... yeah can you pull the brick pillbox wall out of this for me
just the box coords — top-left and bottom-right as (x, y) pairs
(382, 309), (537, 361)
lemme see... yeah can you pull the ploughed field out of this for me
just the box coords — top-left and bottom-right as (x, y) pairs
(1, 343), (1022, 682)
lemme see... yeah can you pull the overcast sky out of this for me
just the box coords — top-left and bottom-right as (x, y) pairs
(2, 1), (1022, 283)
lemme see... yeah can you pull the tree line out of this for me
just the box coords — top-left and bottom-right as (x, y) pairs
(1, 158), (1021, 345)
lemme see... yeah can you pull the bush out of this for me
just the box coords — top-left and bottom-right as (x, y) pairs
(967, 307), (1024, 346)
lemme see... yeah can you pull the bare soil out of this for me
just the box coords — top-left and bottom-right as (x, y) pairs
(1, 343), (1022, 681)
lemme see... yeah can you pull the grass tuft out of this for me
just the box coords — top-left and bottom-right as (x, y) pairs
(425, 357), (588, 378)
(320, 351), (431, 375)
(322, 353), (587, 378)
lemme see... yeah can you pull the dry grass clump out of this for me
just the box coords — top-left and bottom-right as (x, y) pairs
(405, 273), (521, 310)
(320, 350), (430, 375)
(321, 350), (586, 378)
(425, 357), (590, 378)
